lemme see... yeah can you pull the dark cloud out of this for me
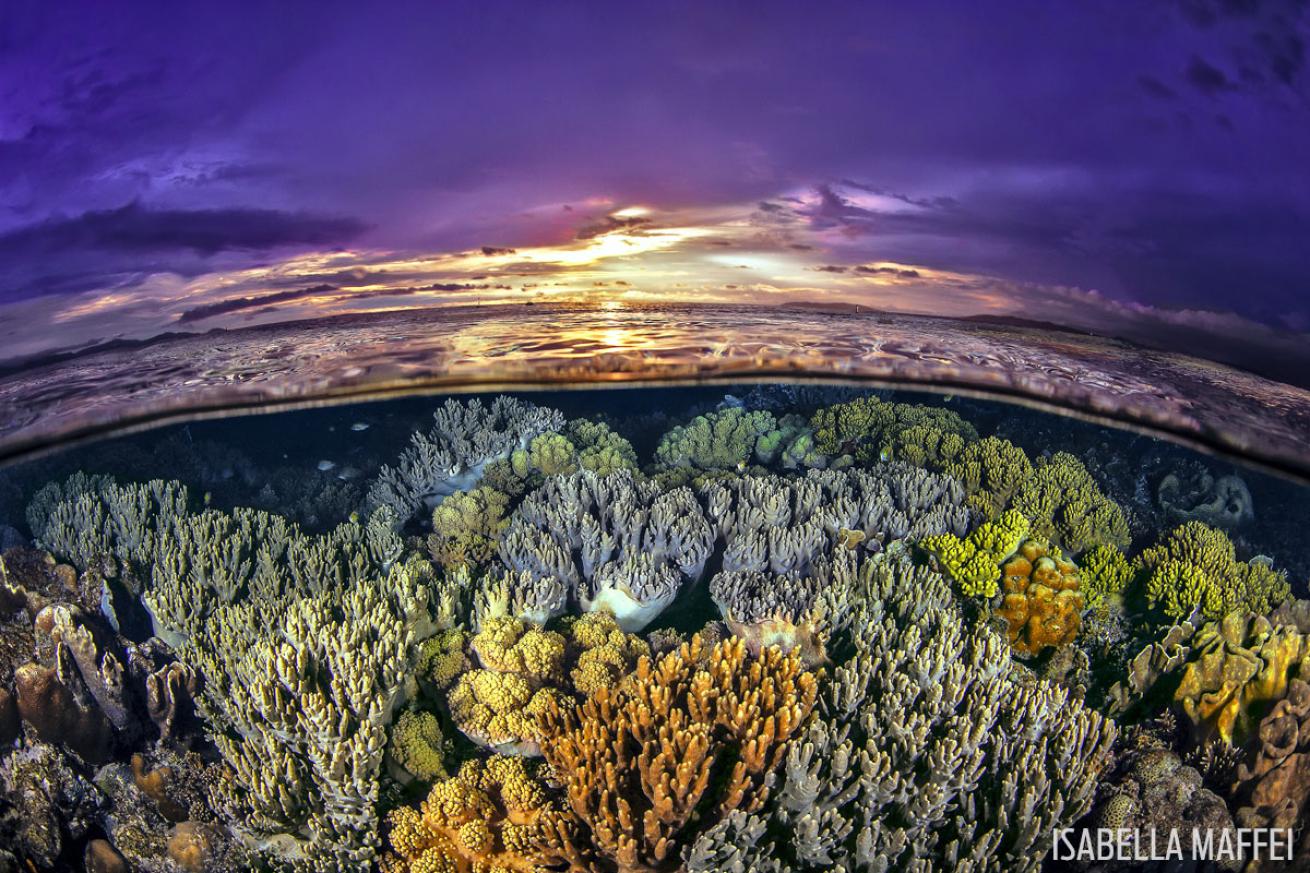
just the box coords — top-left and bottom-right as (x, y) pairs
(854, 264), (922, 278)
(840, 180), (959, 210)
(1186, 55), (1234, 94)
(480, 245), (517, 256)
(811, 265), (847, 273)
(574, 215), (652, 240)
(177, 280), (506, 322)
(1137, 74), (1180, 99)
(0, 201), (368, 257)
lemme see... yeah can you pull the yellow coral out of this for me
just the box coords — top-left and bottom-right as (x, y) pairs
(942, 436), (1033, 519)
(428, 488), (510, 571)
(920, 509), (1031, 598)
(560, 612), (649, 696)
(471, 617), (565, 682)
(1081, 545), (1133, 609)
(390, 709), (448, 783)
(1012, 453), (1129, 553)
(1139, 522), (1290, 621)
(996, 540), (1084, 656)
(419, 629), (470, 690)
(389, 756), (563, 873)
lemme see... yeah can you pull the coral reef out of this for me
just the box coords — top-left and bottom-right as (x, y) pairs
(701, 464), (970, 577)
(685, 551), (1116, 873)
(996, 539), (1084, 656)
(366, 397), (564, 526)
(539, 635), (818, 872)
(1079, 544), (1133, 609)
(484, 418), (640, 498)
(919, 507), (1030, 597)
(1231, 678), (1310, 867)
(427, 486), (510, 572)
(809, 395), (978, 465)
(1158, 463), (1254, 528)
(654, 407), (777, 471)
(498, 470), (713, 630)
(1138, 521), (1291, 621)
(384, 756), (565, 873)
(1012, 452), (1130, 554)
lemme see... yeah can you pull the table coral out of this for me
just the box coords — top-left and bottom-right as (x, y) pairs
(497, 470), (713, 631)
(654, 407), (777, 471)
(919, 507), (1030, 597)
(685, 551), (1116, 873)
(538, 635), (818, 873)
(366, 397), (564, 526)
(384, 756), (565, 873)
(996, 539), (1084, 656)
(1138, 521), (1291, 621)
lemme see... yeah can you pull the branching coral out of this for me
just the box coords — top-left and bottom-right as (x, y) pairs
(426, 487), (510, 572)
(385, 756), (566, 873)
(1012, 452), (1130, 553)
(919, 508), (1030, 597)
(366, 397), (564, 526)
(752, 414), (825, 470)
(654, 407), (777, 471)
(497, 470), (713, 630)
(700, 464), (970, 578)
(685, 551), (1116, 873)
(538, 635), (818, 873)
(1080, 544), (1134, 609)
(484, 419), (640, 498)
(996, 539), (1084, 656)
(1138, 521), (1290, 621)
(809, 395), (978, 465)
(940, 435), (1033, 519)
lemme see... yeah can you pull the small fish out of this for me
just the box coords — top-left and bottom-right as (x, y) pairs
(317, 460), (337, 472)
(350, 422), (370, 432)
(879, 448), (892, 462)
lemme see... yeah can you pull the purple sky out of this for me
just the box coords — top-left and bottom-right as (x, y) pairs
(2, 1), (1309, 379)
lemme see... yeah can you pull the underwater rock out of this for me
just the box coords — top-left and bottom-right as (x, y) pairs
(0, 742), (104, 869)
(1079, 746), (1238, 870)
(0, 687), (18, 746)
(366, 396), (564, 526)
(14, 661), (116, 764)
(84, 838), (130, 873)
(1159, 462), (1255, 528)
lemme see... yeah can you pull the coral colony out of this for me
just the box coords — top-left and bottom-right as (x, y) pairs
(0, 391), (1308, 872)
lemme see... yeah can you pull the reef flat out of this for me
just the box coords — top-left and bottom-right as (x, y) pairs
(0, 387), (1307, 871)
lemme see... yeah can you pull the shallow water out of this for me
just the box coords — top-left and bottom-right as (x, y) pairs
(2, 380), (1309, 871)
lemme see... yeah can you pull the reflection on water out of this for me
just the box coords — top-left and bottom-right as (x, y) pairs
(1, 302), (1308, 480)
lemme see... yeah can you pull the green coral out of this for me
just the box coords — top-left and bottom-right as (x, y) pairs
(566, 419), (638, 475)
(919, 508), (1031, 597)
(527, 432), (577, 477)
(1081, 544), (1133, 608)
(427, 487), (510, 571)
(752, 414), (824, 469)
(1012, 452), (1130, 553)
(941, 435), (1034, 519)
(482, 420), (638, 496)
(809, 395), (978, 465)
(654, 407), (777, 471)
(1138, 522), (1290, 621)
(389, 708), (448, 783)
(887, 422), (969, 469)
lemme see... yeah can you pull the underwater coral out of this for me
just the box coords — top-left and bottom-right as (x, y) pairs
(1, 388), (1306, 873)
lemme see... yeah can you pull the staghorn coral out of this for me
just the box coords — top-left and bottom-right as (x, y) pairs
(996, 539), (1084, 656)
(1011, 452), (1130, 554)
(654, 407), (777, 471)
(427, 487), (511, 572)
(809, 395), (978, 465)
(1138, 521), (1291, 621)
(366, 397), (564, 526)
(538, 634), (818, 873)
(497, 470), (712, 631)
(684, 551), (1116, 873)
(700, 464), (970, 578)
(384, 755), (565, 873)
(919, 507), (1030, 597)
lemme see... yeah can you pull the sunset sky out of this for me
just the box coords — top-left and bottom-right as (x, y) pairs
(2, 1), (1308, 374)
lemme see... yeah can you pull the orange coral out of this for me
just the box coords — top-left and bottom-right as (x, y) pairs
(385, 756), (565, 873)
(537, 635), (817, 873)
(996, 540), (1084, 656)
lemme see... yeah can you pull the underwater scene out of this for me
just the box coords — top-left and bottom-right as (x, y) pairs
(0, 384), (1308, 872)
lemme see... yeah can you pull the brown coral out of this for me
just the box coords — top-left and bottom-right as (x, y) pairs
(537, 635), (818, 873)
(996, 540), (1084, 656)
(384, 755), (565, 873)
(1232, 677), (1310, 867)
